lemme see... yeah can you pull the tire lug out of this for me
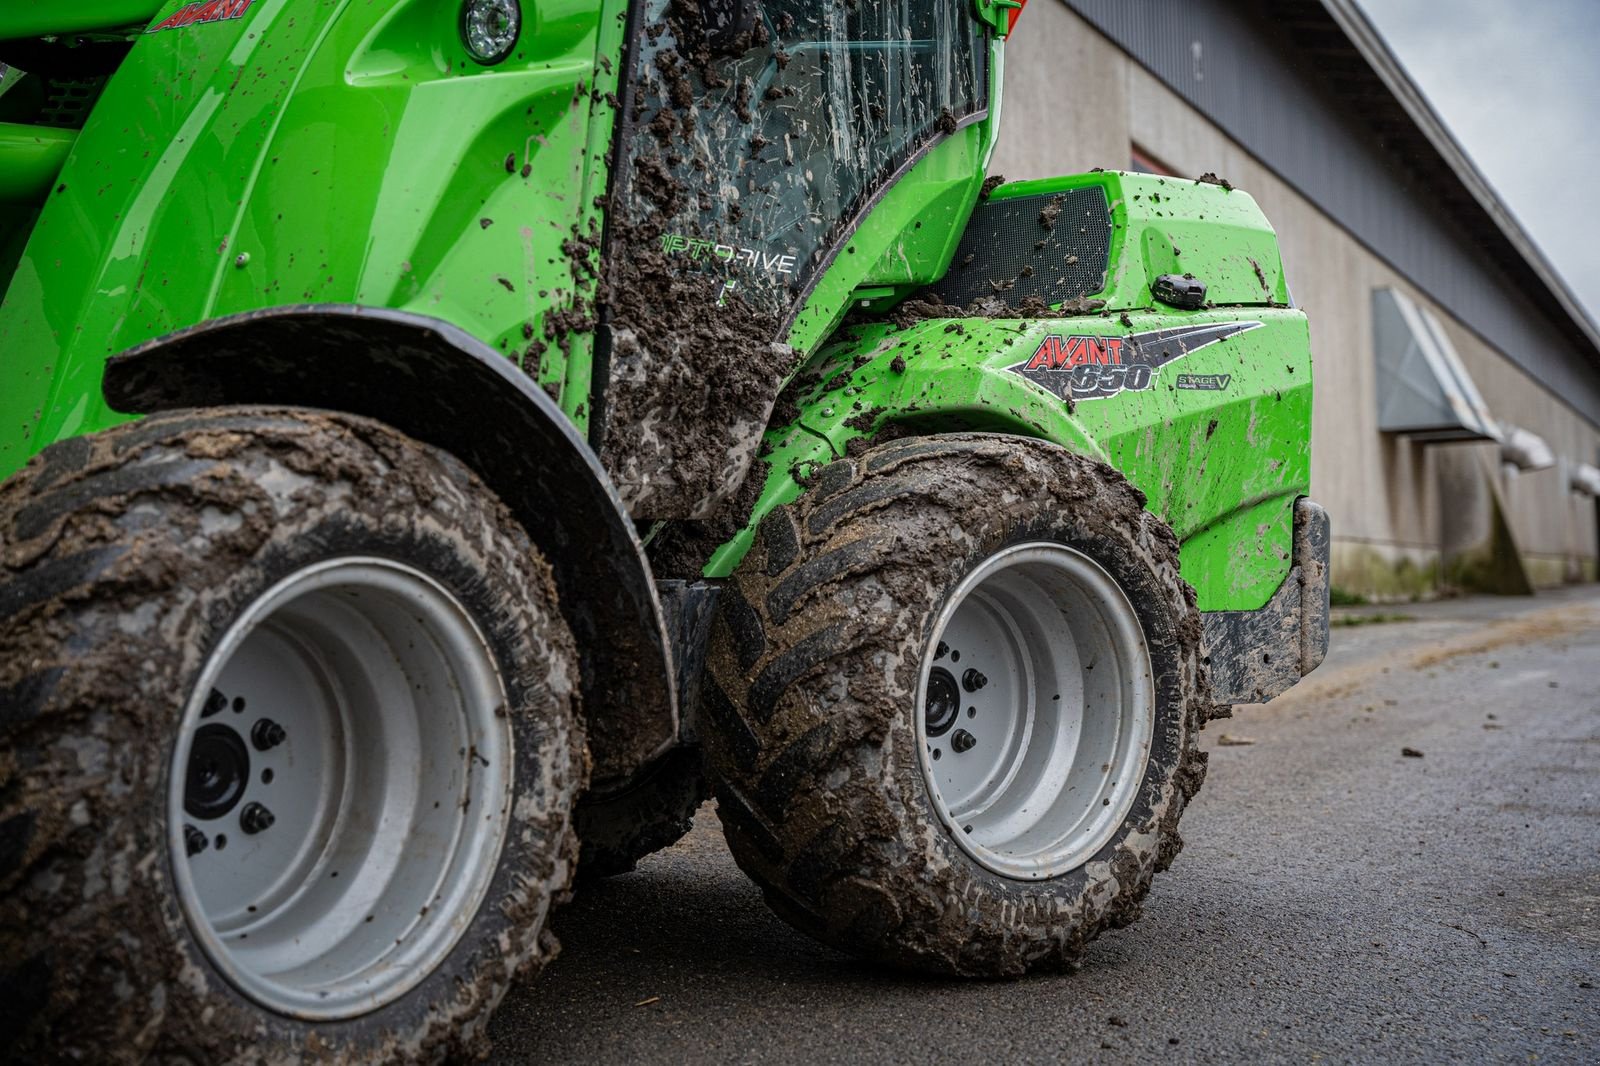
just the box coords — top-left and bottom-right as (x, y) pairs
(184, 823), (209, 857)
(240, 802), (276, 834)
(961, 668), (988, 692)
(951, 728), (977, 754)
(250, 718), (287, 751)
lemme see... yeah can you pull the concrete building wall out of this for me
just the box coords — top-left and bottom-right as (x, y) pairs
(992, 2), (1600, 599)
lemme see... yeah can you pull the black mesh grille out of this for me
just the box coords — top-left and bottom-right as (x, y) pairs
(929, 186), (1112, 308)
(39, 77), (108, 129)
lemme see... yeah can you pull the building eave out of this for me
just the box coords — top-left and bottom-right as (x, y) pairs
(1318, 0), (1600, 358)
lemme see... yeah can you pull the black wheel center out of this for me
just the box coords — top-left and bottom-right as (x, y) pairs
(925, 667), (960, 738)
(185, 723), (251, 821)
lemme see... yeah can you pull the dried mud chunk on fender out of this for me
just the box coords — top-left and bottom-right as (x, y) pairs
(597, 3), (987, 519)
(597, 299), (798, 519)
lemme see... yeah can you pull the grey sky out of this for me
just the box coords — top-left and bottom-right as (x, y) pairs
(1353, 0), (1600, 327)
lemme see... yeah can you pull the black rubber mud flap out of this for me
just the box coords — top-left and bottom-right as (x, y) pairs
(573, 580), (720, 877)
(1201, 498), (1331, 705)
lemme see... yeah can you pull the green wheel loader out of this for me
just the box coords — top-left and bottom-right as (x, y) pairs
(0, 0), (1328, 1060)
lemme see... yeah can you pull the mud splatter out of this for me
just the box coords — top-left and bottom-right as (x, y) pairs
(1249, 256), (1269, 293)
(595, 8), (801, 519)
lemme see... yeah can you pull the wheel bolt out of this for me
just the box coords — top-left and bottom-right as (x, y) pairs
(240, 802), (276, 834)
(951, 728), (977, 754)
(184, 823), (209, 857)
(250, 718), (286, 751)
(961, 668), (988, 692)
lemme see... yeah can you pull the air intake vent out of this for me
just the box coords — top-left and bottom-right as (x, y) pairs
(928, 185), (1112, 309)
(39, 76), (108, 128)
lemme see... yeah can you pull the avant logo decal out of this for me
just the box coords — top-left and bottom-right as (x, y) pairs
(147, 0), (256, 33)
(1007, 321), (1262, 402)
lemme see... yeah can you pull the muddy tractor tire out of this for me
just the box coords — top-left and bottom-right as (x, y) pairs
(703, 433), (1210, 976)
(0, 407), (583, 1063)
(575, 744), (707, 878)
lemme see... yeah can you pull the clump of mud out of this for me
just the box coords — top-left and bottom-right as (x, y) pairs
(887, 290), (1105, 329)
(595, 4), (800, 520)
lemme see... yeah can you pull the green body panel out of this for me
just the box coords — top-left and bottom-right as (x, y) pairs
(706, 173), (1311, 613)
(708, 307), (1310, 611)
(959, 170), (1288, 310)
(0, 0), (624, 476)
(0, 2), (164, 39)
(0, 122), (75, 202)
(0, 8), (1312, 616)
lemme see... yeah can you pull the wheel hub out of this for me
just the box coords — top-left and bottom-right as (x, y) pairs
(169, 558), (513, 1020)
(184, 722), (251, 821)
(923, 667), (961, 738)
(916, 543), (1156, 880)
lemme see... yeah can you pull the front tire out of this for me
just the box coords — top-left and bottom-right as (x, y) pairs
(0, 407), (582, 1062)
(703, 434), (1210, 976)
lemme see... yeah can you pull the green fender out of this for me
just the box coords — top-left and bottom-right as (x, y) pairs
(707, 306), (1312, 615)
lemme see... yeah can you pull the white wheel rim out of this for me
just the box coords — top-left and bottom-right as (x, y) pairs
(168, 557), (513, 1020)
(915, 543), (1155, 880)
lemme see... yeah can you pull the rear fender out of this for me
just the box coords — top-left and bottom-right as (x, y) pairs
(705, 308), (1311, 616)
(103, 305), (675, 785)
(701, 321), (1108, 577)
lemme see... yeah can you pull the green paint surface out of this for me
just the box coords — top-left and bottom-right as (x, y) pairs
(0, 8), (1312, 614)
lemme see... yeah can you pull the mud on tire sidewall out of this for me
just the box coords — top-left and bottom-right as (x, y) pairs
(707, 436), (1207, 977)
(879, 511), (1192, 972)
(0, 409), (582, 1063)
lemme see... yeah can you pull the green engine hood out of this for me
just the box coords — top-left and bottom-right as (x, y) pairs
(0, 2), (163, 39)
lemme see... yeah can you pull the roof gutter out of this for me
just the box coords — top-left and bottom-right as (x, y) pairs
(1319, 0), (1600, 359)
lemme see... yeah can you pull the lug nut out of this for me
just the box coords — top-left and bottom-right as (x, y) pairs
(961, 668), (988, 692)
(250, 718), (286, 751)
(951, 728), (977, 753)
(240, 802), (276, 834)
(184, 824), (209, 857)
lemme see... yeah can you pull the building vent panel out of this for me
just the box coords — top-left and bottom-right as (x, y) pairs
(1373, 287), (1501, 443)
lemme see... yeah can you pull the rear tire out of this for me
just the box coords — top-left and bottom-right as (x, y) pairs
(0, 407), (583, 1062)
(703, 434), (1210, 976)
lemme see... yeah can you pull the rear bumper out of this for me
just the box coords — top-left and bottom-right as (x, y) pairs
(1201, 498), (1330, 705)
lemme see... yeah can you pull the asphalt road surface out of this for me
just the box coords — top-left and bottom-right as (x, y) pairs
(490, 587), (1600, 1064)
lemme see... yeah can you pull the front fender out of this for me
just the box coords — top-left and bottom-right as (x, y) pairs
(103, 305), (674, 786)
